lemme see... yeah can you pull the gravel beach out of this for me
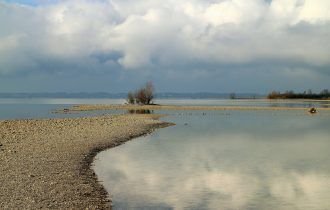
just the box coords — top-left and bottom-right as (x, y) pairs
(0, 114), (172, 209)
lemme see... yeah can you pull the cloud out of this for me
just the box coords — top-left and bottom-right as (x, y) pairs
(0, 0), (329, 91)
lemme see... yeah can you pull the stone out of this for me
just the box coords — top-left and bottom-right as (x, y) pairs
(309, 107), (317, 114)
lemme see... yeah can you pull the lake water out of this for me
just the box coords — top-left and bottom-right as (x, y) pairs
(1, 98), (330, 209)
(93, 110), (330, 210)
(0, 98), (126, 120)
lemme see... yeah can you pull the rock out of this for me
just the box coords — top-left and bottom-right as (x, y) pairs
(309, 107), (317, 114)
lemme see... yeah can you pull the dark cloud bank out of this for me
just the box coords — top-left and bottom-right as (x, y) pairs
(0, 0), (329, 93)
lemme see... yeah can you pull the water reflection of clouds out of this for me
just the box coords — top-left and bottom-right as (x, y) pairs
(269, 173), (330, 209)
(95, 139), (330, 209)
(96, 154), (330, 209)
(94, 114), (330, 209)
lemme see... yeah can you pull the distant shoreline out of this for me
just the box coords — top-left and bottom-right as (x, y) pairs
(0, 92), (264, 99)
(267, 90), (330, 100)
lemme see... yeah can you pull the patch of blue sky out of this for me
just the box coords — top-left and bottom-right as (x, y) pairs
(4, 0), (38, 6)
(3, 0), (58, 6)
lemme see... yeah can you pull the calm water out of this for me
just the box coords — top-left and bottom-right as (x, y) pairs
(94, 110), (330, 210)
(2, 98), (330, 209)
(0, 98), (125, 120)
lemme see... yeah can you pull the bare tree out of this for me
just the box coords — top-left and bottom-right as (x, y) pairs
(127, 91), (135, 104)
(143, 81), (154, 105)
(127, 81), (155, 105)
(320, 89), (329, 95)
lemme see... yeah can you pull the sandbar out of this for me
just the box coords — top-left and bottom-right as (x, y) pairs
(56, 104), (330, 113)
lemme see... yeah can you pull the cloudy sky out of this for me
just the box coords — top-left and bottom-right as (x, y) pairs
(0, 0), (329, 93)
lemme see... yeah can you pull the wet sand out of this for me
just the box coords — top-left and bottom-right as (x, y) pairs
(0, 114), (172, 209)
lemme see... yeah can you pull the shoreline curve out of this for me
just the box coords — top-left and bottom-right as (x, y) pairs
(0, 114), (174, 209)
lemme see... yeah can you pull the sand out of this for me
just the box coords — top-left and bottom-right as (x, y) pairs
(0, 114), (172, 209)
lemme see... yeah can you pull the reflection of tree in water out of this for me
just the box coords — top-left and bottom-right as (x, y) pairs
(127, 109), (153, 114)
(270, 103), (279, 108)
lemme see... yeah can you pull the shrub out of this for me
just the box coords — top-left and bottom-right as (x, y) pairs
(229, 93), (236, 99)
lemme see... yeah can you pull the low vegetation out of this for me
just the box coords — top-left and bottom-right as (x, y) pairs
(127, 82), (155, 105)
(267, 89), (330, 99)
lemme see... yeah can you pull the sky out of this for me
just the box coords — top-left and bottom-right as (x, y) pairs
(0, 0), (329, 93)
